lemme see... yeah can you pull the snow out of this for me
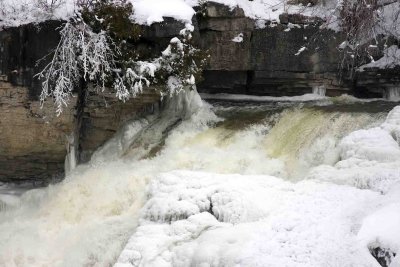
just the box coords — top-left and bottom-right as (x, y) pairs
(129, 0), (195, 25)
(339, 127), (400, 162)
(295, 46), (307, 56)
(358, 201), (400, 254)
(0, 0), (76, 28)
(359, 45), (400, 70)
(232, 33), (243, 43)
(116, 171), (381, 267)
(0, 0), (338, 28)
(307, 106), (400, 194)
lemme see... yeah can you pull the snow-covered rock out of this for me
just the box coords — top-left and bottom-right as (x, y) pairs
(116, 171), (383, 267)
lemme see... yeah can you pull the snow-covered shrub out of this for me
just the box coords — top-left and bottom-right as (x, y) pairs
(158, 26), (209, 97)
(336, 0), (381, 74)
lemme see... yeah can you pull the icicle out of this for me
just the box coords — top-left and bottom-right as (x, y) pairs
(65, 133), (77, 175)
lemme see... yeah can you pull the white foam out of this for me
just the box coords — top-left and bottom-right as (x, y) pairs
(201, 93), (327, 102)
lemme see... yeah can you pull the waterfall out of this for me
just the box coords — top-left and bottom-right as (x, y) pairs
(0, 88), (216, 267)
(312, 85), (326, 96)
(263, 107), (385, 179)
(0, 91), (394, 267)
(385, 86), (400, 101)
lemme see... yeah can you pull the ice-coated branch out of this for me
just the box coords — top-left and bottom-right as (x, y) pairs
(36, 22), (80, 115)
(36, 21), (118, 115)
(36, 18), (206, 114)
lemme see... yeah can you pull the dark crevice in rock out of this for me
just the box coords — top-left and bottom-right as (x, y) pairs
(75, 79), (87, 164)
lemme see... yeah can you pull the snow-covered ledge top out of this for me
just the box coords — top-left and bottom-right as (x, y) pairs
(359, 45), (400, 71)
(131, 0), (195, 25)
(0, 0), (76, 28)
(0, 0), (338, 29)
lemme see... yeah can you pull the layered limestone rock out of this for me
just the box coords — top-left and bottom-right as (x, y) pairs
(196, 2), (399, 98)
(0, 80), (75, 183)
(197, 2), (351, 96)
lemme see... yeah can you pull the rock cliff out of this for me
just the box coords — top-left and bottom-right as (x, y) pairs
(0, 2), (398, 182)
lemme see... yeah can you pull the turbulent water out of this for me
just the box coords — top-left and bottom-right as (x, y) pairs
(0, 90), (399, 267)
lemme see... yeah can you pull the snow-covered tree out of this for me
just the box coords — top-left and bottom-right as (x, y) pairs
(36, 21), (116, 115)
(36, 0), (207, 115)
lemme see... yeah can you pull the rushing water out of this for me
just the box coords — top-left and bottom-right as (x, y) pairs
(0, 91), (398, 267)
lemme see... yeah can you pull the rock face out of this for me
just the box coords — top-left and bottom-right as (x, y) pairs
(197, 3), (347, 96)
(0, 21), (161, 182)
(0, 21), (76, 183)
(79, 89), (160, 163)
(196, 3), (399, 98)
(0, 80), (75, 183)
(0, 3), (399, 182)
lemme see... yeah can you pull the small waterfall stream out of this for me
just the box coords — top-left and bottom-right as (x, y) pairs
(386, 87), (400, 101)
(312, 85), (326, 96)
(0, 90), (398, 266)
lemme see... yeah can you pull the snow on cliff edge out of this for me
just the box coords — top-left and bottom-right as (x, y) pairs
(0, 0), (336, 28)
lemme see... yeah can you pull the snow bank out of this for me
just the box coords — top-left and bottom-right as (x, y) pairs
(340, 127), (400, 162)
(115, 171), (380, 267)
(358, 202), (400, 254)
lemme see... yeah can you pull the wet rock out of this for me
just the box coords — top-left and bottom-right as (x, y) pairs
(370, 247), (396, 267)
